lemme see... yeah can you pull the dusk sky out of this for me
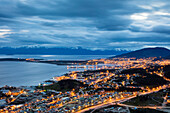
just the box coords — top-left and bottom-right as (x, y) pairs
(0, 0), (170, 50)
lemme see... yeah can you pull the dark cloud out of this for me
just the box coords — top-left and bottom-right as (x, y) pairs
(0, 0), (169, 50)
(152, 25), (170, 34)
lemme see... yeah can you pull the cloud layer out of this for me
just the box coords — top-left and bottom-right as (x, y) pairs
(0, 0), (170, 50)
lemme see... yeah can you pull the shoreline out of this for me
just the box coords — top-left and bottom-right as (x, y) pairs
(0, 58), (88, 65)
(0, 60), (71, 87)
(0, 58), (105, 87)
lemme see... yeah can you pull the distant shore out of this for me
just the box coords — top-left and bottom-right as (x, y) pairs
(0, 58), (87, 65)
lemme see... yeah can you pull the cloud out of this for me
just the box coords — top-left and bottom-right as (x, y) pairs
(152, 25), (170, 34)
(0, 29), (13, 38)
(0, 0), (169, 50)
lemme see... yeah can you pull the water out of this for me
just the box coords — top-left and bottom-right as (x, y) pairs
(0, 55), (112, 87)
(0, 55), (113, 60)
(0, 61), (68, 87)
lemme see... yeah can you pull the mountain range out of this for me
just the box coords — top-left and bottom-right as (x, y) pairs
(0, 47), (129, 55)
(1, 47), (169, 59)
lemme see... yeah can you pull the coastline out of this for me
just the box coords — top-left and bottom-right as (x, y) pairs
(0, 56), (106, 87)
(0, 61), (69, 87)
(0, 58), (88, 65)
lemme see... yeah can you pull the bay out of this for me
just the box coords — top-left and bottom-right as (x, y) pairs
(0, 55), (112, 87)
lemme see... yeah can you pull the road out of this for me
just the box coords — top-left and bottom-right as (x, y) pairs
(76, 95), (138, 113)
(118, 103), (170, 109)
(76, 84), (169, 113)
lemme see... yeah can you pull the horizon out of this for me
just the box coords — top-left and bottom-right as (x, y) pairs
(0, 0), (170, 50)
(0, 46), (169, 51)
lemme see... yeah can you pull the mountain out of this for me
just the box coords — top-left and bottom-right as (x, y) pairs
(112, 47), (170, 58)
(164, 55), (170, 59)
(0, 47), (129, 55)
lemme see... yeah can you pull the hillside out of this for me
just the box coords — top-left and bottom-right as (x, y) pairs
(163, 65), (170, 79)
(44, 79), (87, 92)
(120, 68), (168, 87)
(112, 47), (170, 58)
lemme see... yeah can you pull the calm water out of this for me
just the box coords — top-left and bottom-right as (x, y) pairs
(0, 55), (113, 60)
(0, 55), (112, 87)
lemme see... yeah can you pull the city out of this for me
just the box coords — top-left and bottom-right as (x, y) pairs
(0, 57), (170, 113)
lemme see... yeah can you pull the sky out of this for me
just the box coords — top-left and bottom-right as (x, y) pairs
(0, 0), (170, 50)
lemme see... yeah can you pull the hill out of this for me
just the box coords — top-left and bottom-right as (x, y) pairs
(120, 68), (168, 87)
(44, 79), (87, 92)
(112, 47), (170, 58)
(163, 65), (170, 79)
